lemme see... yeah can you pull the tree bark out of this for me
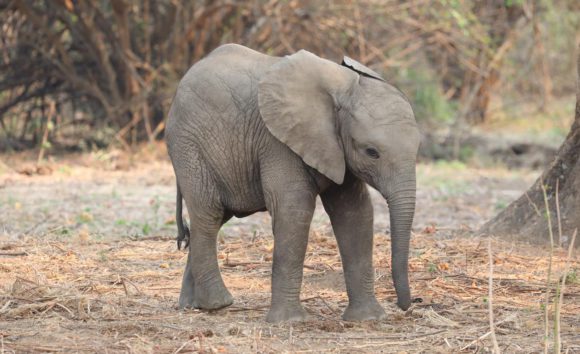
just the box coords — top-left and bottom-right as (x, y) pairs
(480, 49), (580, 248)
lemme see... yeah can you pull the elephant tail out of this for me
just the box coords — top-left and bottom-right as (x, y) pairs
(176, 184), (190, 250)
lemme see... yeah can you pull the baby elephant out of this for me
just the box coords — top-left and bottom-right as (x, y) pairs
(166, 44), (419, 323)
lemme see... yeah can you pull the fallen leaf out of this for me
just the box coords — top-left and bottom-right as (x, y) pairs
(262, 243), (274, 253)
(79, 212), (93, 223)
(423, 225), (437, 234)
(77, 225), (91, 244)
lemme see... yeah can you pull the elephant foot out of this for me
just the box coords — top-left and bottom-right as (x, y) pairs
(342, 299), (387, 321)
(266, 303), (309, 323)
(178, 292), (195, 309)
(179, 283), (233, 310)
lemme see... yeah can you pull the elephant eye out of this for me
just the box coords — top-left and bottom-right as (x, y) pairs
(365, 148), (380, 159)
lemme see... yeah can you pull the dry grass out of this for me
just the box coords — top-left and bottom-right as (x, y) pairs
(1, 229), (579, 353)
(1, 147), (579, 353)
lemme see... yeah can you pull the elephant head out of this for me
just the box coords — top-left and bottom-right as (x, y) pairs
(258, 50), (419, 310)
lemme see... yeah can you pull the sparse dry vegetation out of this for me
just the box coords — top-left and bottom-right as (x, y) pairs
(1, 149), (579, 353)
(1, 0), (578, 150)
(1, 0), (580, 352)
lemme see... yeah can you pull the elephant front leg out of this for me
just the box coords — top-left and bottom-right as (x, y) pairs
(322, 180), (386, 321)
(266, 193), (316, 323)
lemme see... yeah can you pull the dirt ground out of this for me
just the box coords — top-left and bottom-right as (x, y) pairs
(1, 146), (579, 353)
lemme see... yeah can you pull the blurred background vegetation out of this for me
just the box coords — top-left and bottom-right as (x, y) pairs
(0, 0), (578, 159)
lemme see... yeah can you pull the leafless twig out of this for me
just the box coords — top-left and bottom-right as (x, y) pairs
(488, 239), (501, 353)
(555, 179), (562, 247)
(541, 181), (555, 354)
(554, 229), (577, 353)
(0, 252), (28, 256)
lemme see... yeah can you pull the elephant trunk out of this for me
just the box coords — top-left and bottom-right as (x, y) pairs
(381, 168), (416, 310)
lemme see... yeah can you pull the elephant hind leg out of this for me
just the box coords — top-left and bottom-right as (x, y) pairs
(179, 203), (233, 310)
(178, 251), (196, 308)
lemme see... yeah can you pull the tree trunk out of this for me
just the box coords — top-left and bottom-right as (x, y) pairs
(480, 49), (580, 248)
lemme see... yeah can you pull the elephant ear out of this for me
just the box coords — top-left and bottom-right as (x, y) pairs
(341, 56), (385, 82)
(258, 50), (356, 185)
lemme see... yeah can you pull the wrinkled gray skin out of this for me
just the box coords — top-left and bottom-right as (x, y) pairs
(165, 44), (420, 323)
